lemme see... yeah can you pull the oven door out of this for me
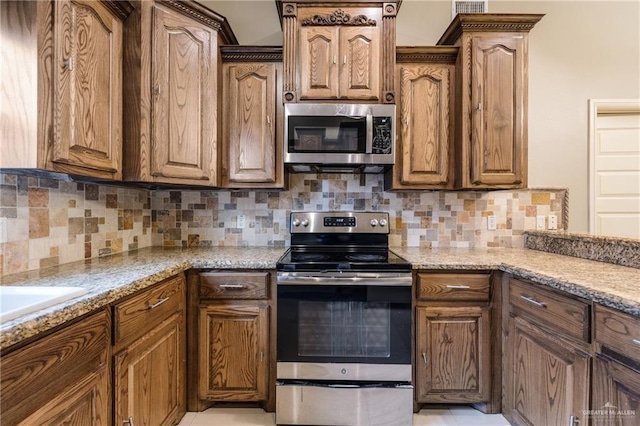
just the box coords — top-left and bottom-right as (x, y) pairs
(276, 273), (411, 367)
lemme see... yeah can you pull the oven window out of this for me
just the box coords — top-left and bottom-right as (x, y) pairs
(298, 301), (390, 358)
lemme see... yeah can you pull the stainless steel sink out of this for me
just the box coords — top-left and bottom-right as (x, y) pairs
(0, 286), (88, 323)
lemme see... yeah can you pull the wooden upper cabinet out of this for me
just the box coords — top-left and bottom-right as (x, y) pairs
(385, 47), (457, 190)
(0, 0), (131, 179)
(438, 14), (543, 189)
(299, 27), (340, 99)
(122, 0), (237, 186)
(221, 48), (285, 188)
(279, 2), (399, 103)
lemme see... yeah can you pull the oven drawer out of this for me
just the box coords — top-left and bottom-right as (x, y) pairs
(417, 273), (490, 301)
(199, 271), (269, 300)
(509, 278), (590, 342)
(276, 383), (413, 426)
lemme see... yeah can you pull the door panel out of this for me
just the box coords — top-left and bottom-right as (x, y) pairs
(299, 27), (339, 99)
(339, 27), (380, 100)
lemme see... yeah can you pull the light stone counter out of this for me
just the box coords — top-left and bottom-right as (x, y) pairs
(2, 246), (639, 350)
(0, 247), (284, 350)
(392, 247), (640, 318)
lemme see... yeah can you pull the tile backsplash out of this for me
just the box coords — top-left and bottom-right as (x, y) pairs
(1, 171), (566, 276)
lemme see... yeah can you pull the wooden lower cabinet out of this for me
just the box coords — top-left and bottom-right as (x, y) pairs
(415, 306), (490, 402)
(592, 354), (640, 426)
(0, 309), (110, 426)
(198, 304), (269, 401)
(114, 313), (185, 426)
(112, 274), (186, 426)
(504, 315), (590, 426)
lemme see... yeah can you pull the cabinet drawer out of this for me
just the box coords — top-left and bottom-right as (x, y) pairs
(509, 278), (589, 342)
(417, 273), (490, 301)
(199, 271), (269, 300)
(595, 304), (640, 363)
(113, 275), (184, 346)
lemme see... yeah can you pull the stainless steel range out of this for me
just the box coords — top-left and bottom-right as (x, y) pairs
(276, 212), (413, 426)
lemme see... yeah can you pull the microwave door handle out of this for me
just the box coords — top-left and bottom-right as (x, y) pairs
(365, 113), (373, 153)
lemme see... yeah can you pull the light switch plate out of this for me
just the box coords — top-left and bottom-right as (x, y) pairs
(237, 215), (246, 229)
(536, 215), (546, 230)
(487, 216), (497, 230)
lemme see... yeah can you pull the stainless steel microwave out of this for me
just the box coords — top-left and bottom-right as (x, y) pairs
(284, 103), (396, 173)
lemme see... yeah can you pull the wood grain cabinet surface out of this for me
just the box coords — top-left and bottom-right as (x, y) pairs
(592, 305), (640, 425)
(122, 0), (237, 187)
(503, 276), (591, 426)
(279, 2), (398, 103)
(220, 47), (285, 189)
(0, 0), (131, 179)
(386, 47), (457, 190)
(112, 274), (187, 426)
(438, 14), (543, 189)
(414, 272), (494, 407)
(0, 309), (110, 426)
(190, 270), (276, 412)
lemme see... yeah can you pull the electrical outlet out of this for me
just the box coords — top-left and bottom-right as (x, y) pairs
(237, 215), (246, 229)
(487, 215), (497, 230)
(536, 215), (546, 230)
(548, 215), (558, 230)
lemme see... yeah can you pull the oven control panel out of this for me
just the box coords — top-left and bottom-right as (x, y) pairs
(290, 212), (389, 234)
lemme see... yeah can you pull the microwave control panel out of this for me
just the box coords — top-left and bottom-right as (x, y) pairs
(372, 117), (392, 154)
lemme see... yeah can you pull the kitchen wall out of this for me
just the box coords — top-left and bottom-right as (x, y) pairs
(203, 0), (640, 234)
(0, 171), (566, 276)
(0, 172), (152, 276)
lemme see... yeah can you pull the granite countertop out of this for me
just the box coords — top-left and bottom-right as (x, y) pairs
(0, 247), (285, 349)
(392, 247), (640, 318)
(1, 246), (639, 350)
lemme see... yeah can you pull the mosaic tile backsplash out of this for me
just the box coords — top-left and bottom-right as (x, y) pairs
(0, 171), (566, 276)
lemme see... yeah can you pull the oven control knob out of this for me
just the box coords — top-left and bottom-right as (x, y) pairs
(370, 219), (378, 227)
(301, 219), (309, 227)
(292, 218), (301, 227)
(379, 219), (387, 227)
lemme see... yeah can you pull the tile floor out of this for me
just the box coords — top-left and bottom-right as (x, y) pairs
(178, 406), (511, 426)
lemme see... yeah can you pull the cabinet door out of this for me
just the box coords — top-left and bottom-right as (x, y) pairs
(470, 35), (525, 187)
(53, 0), (122, 179)
(223, 63), (277, 185)
(505, 315), (590, 426)
(415, 306), (490, 403)
(199, 304), (269, 401)
(114, 313), (185, 426)
(19, 368), (108, 426)
(152, 5), (217, 184)
(339, 26), (380, 100)
(299, 27), (339, 99)
(398, 65), (452, 186)
(592, 355), (640, 426)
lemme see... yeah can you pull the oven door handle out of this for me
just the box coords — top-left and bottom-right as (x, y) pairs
(277, 274), (412, 286)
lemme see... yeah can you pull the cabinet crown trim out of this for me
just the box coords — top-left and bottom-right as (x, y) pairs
(437, 13), (544, 45)
(301, 9), (377, 26)
(159, 0), (239, 44)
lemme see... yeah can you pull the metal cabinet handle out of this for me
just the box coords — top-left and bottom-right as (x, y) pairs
(521, 295), (547, 308)
(333, 55), (337, 64)
(569, 415), (579, 426)
(220, 284), (245, 289)
(123, 417), (134, 426)
(62, 58), (74, 71)
(147, 297), (170, 310)
(446, 285), (470, 289)
(421, 352), (427, 364)
(155, 84), (161, 96)
(476, 103), (482, 111)
(343, 55), (347, 64)
(266, 115), (271, 124)
(260, 351), (264, 362)
(633, 339), (640, 346)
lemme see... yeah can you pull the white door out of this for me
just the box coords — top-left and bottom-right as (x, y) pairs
(589, 99), (640, 239)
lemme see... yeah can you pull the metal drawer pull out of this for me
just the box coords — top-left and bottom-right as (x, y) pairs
(421, 352), (427, 364)
(123, 416), (134, 426)
(220, 284), (245, 289)
(147, 297), (170, 310)
(569, 415), (579, 426)
(521, 295), (547, 308)
(632, 339), (640, 346)
(446, 285), (470, 289)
